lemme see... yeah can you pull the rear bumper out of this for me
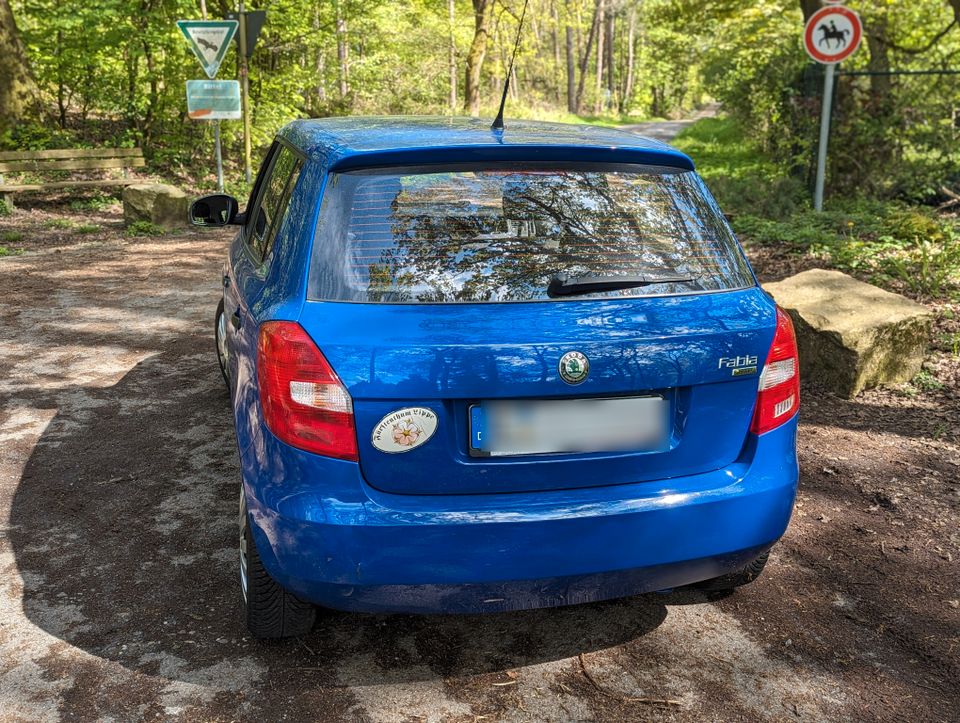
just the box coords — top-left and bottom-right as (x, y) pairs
(242, 417), (798, 613)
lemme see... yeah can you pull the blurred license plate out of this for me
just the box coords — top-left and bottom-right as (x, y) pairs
(469, 396), (668, 457)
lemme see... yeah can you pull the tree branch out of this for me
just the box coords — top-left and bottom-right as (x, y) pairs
(871, 19), (957, 55)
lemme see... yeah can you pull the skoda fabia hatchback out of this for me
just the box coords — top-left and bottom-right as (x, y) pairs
(190, 117), (800, 639)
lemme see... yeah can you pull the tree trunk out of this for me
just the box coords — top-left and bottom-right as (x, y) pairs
(141, 37), (158, 146)
(464, 0), (494, 116)
(334, 0), (349, 100)
(593, 0), (605, 114)
(866, 19), (892, 103)
(0, 0), (40, 135)
(56, 30), (67, 129)
(799, 0), (819, 22)
(620, 4), (636, 113)
(551, 0), (562, 102)
(565, 24), (576, 112)
(604, 7), (615, 103)
(575, 0), (601, 114)
(448, 0), (457, 113)
(314, 7), (326, 110)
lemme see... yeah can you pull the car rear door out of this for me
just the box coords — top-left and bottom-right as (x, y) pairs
(298, 163), (775, 495)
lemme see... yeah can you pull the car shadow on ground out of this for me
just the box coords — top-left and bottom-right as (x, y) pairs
(10, 334), (710, 690)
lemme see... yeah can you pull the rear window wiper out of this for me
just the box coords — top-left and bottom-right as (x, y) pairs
(547, 273), (698, 298)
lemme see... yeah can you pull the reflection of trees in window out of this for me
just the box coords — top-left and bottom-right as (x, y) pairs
(331, 169), (751, 303)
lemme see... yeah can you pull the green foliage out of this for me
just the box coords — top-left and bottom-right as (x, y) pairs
(674, 118), (807, 219)
(43, 218), (74, 229)
(0, 245), (24, 257)
(75, 223), (100, 234)
(939, 331), (960, 358)
(670, 0), (960, 203)
(1, 230), (23, 243)
(126, 220), (165, 237)
(912, 369), (944, 392)
(682, 116), (960, 301)
(69, 193), (117, 212)
(0, 199), (11, 217)
(6, 0), (958, 207)
(1, 121), (82, 151)
(739, 202), (960, 299)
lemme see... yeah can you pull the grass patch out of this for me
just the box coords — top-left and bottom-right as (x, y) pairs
(44, 217), (75, 229)
(0, 245), (24, 257)
(126, 220), (165, 237)
(912, 369), (945, 392)
(1, 230), (23, 243)
(676, 116), (960, 300)
(75, 223), (101, 234)
(69, 193), (117, 212)
(494, 105), (650, 128)
(940, 331), (960, 358)
(0, 199), (11, 217)
(673, 117), (807, 219)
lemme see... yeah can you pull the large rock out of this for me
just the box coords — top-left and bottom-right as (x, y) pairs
(122, 183), (187, 229)
(763, 269), (933, 398)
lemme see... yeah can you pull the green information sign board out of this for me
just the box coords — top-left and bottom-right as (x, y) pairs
(186, 80), (241, 120)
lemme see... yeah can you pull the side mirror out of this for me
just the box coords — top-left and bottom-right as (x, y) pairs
(189, 194), (241, 227)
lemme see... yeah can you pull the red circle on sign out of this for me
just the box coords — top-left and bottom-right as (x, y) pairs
(804, 5), (862, 64)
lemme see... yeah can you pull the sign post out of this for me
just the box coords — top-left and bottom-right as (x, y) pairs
(803, 5), (862, 211)
(178, 19), (238, 193)
(238, 2), (252, 185)
(226, 8), (265, 185)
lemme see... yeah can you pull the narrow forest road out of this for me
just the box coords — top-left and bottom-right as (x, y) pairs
(621, 104), (720, 142)
(0, 196), (956, 722)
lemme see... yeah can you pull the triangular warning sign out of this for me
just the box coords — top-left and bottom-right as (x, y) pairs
(177, 20), (238, 79)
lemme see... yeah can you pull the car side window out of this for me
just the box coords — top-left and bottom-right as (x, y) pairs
(249, 145), (302, 264)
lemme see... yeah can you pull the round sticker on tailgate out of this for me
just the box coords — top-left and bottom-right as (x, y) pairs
(371, 407), (438, 453)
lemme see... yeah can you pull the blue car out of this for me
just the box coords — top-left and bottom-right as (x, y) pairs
(190, 117), (800, 639)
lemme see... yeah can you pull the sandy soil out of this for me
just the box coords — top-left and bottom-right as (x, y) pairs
(0, 199), (957, 722)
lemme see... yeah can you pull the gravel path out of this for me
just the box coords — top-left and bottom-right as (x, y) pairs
(620, 104), (720, 142)
(0, 202), (957, 722)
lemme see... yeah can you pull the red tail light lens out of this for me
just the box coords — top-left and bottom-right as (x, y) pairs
(257, 321), (358, 461)
(750, 307), (800, 435)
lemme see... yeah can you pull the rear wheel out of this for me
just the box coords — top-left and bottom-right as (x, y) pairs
(239, 492), (316, 639)
(693, 552), (769, 592)
(215, 299), (229, 389)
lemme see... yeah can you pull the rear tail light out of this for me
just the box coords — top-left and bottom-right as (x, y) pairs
(257, 321), (358, 461)
(750, 307), (800, 435)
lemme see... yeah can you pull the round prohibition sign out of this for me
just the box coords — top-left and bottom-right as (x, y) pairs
(804, 5), (862, 64)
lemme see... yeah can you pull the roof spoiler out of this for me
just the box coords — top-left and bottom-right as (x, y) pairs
(327, 146), (696, 173)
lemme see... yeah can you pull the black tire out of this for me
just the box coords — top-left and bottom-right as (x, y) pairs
(240, 494), (316, 639)
(214, 298), (229, 389)
(693, 552), (769, 592)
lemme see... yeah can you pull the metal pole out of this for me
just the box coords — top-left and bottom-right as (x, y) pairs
(238, 2), (252, 184)
(814, 62), (835, 212)
(214, 121), (224, 192)
(203, 0), (223, 192)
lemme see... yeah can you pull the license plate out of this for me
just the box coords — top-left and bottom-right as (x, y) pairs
(469, 396), (668, 457)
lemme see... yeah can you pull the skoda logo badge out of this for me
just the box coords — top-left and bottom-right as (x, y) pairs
(558, 351), (589, 385)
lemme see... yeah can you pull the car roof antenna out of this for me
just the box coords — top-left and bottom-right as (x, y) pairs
(491, 0), (530, 132)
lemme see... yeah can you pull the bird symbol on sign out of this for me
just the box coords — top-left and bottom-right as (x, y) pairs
(197, 37), (219, 53)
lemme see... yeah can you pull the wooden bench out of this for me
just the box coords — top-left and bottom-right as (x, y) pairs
(0, 147), (145, 204)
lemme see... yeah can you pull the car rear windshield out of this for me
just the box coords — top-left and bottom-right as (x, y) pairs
(307, 164), (753, 303)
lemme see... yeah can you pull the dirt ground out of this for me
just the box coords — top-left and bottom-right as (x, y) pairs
(0, 197), (958, 722)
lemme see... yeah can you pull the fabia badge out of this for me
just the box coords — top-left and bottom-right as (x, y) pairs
(558, 351), (590, 385)
(371, 407), (438, 453)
